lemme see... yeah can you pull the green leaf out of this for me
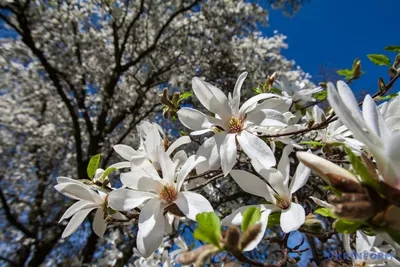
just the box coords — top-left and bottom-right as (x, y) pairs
(194, 212), (221, 247)
(87, 154), (101, 179)
(384, 45), (400, 53)
(101, 167), (116, 181)
(241, 207), (261, 232)
(313, 90), (327, 101)
(315, 208), (336, 219)
(379, 93), (399, 101)
(299, 141), (325, 147)
(334, 219), (364, 234)
(367, 54), (391, 67)
(344, 146), (379, 190)
(337, 69), (353, 79)
(253, 87), (262, 95)
(178, 92), (192, 102)
(267, 212), (281, 228)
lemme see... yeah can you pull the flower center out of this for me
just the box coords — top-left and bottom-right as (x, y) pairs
(275, 195), (291, 210)
(229, 117), (244, 133)
(160, 185), (177, 203)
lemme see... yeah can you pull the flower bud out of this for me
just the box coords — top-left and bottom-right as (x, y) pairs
(302, 216), (324, 234)
(389, 67), (398, 79)
(239, 223), (262, 251)
(176, 244), (216, 265)
(223, 226), (241, 251)
(318, 82), (327, 89)
(381, 205), (400, 231)
(296, 152), (363, 193)
(394, 54), (400, 68)
(333, 201), (376, 220)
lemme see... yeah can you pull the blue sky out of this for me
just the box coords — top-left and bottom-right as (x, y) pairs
(262, 0), (400, 95)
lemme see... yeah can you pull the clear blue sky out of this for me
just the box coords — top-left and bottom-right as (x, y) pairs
(262, 0), (400, 95)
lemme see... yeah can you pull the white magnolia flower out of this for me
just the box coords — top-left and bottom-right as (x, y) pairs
(311, 105), (363, 152)
(343, 231), (400, 266)
(178, 72), (287, 175)
(221, 145), (311, 250)
(379, 95), (400, 132)
(273, 76), (322, 107)
(108, 148), (213, 257)
(113, 121), (190, 181)
(327, 81), (400, 190)
(55, 177), (109, 238)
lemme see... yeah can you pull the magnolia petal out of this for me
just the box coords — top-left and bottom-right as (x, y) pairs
(220, 133), (237, 176)
(54, 183), (103, 204)
(289, 158), (311, 195)
(61, 207), (97, 238)
(237, 130), (275, 169)
(246, 109), (287, 128)
(92, 208), (107, 238)
(173, 150), (188, 170)
(113, 145), (136, 161)
(158, 146), (175, 184)
(239, 93), (277, 116)
(177, 108), (223, 131)
(221, 205), (257, 226)
(363, 94), (391, 139)
(356, 230), (375, 253)
(108, 161), (131, 170)
(280, 202), (305, 233)
(137, 198), (165, 257)
(166, 136), (191, 156)
(231, 72), (248, 116)
(192, 77), (232, 121)
(59, 200), (100, 223)
(177, 155), (205, 192)
(230, 170), (272, 200)
(120, 172), (161, 192)
(278, 145), (293, 187)
(108, 189), (157, 211)
(257, 167), (289, 200)
(195, 136), (221, 174)
(337, 81), (363, 121)
(383, 132), (400, 189)
(174, 191), (213, 221)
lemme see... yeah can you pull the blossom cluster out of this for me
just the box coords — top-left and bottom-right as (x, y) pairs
(55, 71), (400, 266)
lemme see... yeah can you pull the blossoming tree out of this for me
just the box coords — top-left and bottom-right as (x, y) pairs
(1, 0), (400, 266)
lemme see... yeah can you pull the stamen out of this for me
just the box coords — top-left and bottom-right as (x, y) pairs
(160, 185), (177, 203)
(229, 117), (244, 133)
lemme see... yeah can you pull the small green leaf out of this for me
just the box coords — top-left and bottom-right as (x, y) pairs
(267, 212), (281, 228)
(334, 219), (364, 234)
(194, 212), (221, 247)
(179, 130), (188, 136)
(253, 87), (262, 95)
(384, 45), (400, 53)
(344, 146), (379, 190)
(313, 90), (327, 101)
(337, 69), (353, 79)
(315, 208), (336, 219)
(241, 207), (261, 232)
(101, 167), (116, 181)
(367, 54), (391, 67)
(87, 154), (101, 179)
(379, 93), (399, 101)
(178, 92), (192, 102)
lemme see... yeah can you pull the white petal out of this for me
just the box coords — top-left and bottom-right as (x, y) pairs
(192, 77), (232, 121)
(61, 207), (97, 238)
(356, 230), (375, 252)
(177, 155), (205, 191)
(220, 133), (237, 176)
(231, 72), (248, 116)
(337, 81), (363, 121)
(166, 136), (191, 156)
(195, 136), (220, 174)
(137, 198), (165, 257)
(107, 189), (156, 211)
(92, 208), (107, 238)
(289, 158), (311, 195)
(158, 146), (175, 183)
(221, 205), (256, 226)
(173, 150), (188, 170)
(113, 145), (137, 161)
(177, 108), (224, 131)
(245, 109), (287, 128)
(343, 234), (352, 260)
(383, 132), (400, 188)
(237, 130), (275, 169)
(59, 200), (100, 223)
(144, 126), (162, 161)
(363, 95), (390, 139)
(230, 170), (273, 200)
(280, 202), (305, 233)
(242, 206), (272, 251)
(277, 145), (293, 187)
(174, 191), (213, 221)
(239, 93), (277, 116)
(120, 172), (161, 191)
(108, 161), (131, 170)
(54, 183), (103, 203)
(256, 167), (289, 200)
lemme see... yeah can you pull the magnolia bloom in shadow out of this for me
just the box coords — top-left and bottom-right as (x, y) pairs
(55, 177), (124, 238)
(107, 148), (213, 257)
(113, 121), (190, 178)
(178, 72), (288, 176)
(327, 81), (400, 190)
(221, 145), (311, 249)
